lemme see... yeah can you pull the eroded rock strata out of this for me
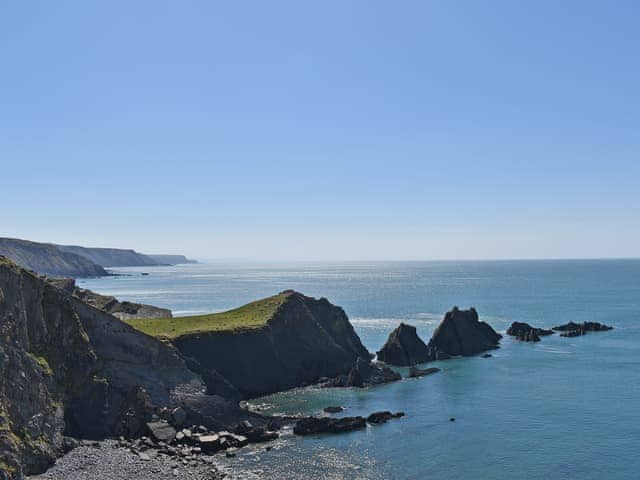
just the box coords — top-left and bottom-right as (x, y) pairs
(376, 323), (430, 366)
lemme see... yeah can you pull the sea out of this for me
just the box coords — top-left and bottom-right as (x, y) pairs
(79, 260), (640, 480)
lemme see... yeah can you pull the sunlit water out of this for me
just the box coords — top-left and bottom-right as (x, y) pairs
(80, 260), (640, 479)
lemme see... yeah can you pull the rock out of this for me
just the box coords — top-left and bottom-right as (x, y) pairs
(553, 321), (613, 337)
(407, 366), (440, 378)
(366, 411), (404, 424)
(323, 406), (345, 413)
(450, 417), (455, 422)
(344, 358), (402, 387)
(114, 387), (155, 438)
(137, 451), (151, 461)
(376, 323), (430, 366)
(169, 407), (187, 427)
(146, 421), (177, 443)
(234, 423), (278, 443)
(482, 353), (492, 358)
(506, 322), (553, 342)
(293, 416), (367, 436)
(426, 307), (501, 360)
(197, 435), (221, 453)
(62, 436), (80, 453)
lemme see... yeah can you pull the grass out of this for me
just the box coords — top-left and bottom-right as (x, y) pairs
(126, 291), (293, 339)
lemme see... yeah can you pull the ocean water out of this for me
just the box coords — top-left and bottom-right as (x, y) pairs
(79, 260), (640, 479)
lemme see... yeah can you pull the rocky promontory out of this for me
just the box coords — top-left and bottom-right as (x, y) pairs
(426, 307), (502, 360)
(376, 323), (430, 366)
(553, 321), (613, 337)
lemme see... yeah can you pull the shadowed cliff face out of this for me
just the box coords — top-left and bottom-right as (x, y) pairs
(0, 257), (202, 477)
(173, 292), (371, 398)
(377, 323), (430, 366)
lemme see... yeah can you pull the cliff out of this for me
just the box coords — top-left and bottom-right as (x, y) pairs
(129, 291), (372, 398)
(0, 238), (107, 278)
(146, 255), (197, 265)
(0, 257), (202, 477)
(57, 245), (159, 268)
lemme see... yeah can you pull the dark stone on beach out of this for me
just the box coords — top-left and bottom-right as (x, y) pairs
(553, 321), (613, 338)
(426, 307), (501, 360)
(407, 366), (440, 378)
(234, 421), (278, 443)
(323, 406), (345, 413)
(146, 421), (177, 443)
(507, 321), (553, 342)
(377, 323), (430, 366)
(293, 416), (366, 436)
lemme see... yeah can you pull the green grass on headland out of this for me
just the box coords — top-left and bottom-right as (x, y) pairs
(125, 291), (293, 338)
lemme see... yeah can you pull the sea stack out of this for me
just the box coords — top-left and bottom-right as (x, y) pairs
(377, 323), (430, 366)
(426, 307), (501, 360)
(506, 322), (553, 342)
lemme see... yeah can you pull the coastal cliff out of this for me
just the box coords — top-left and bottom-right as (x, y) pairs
(0, 257), (202, 477)
(57, 245), (159, 268)
(0, 238), (107, 278)
(129, 291), (372, 398)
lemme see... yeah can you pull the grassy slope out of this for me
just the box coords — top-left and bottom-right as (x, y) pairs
(125, 291), (293, 338)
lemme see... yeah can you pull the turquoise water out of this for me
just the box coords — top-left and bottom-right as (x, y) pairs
(80, 260), (640, 479)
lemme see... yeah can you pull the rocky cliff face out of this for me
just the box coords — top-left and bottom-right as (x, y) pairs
(376, 323), (430, 366)
(426, 307), (501, 360)
(173, 292), (371, 398)
(0, 238), (107, 278)
(56, 246), (159, 268)
(146, 255), (197, 265)
(47, 278), (172, 320)
(0, 257), (202, 477)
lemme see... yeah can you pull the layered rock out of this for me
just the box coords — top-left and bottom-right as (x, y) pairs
(426, 307), (501, 360)
(47, 278), (171, 320)
(0, 237), (107, 278)
(376, 323), (429, 366)
(0, 257), (202, 477)
(506, 321), (553, 342)
(173, 291), (372, 398)
(56, 245), (160, 268)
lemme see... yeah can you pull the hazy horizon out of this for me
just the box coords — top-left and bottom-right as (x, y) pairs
(3, 1), (639, 261)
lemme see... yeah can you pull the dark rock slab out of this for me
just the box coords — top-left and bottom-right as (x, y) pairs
(323, 406), (345, 414)
(407, 366), (440, 378)
(427, 307), (501, 360)
(366, 411), (405, 424)
(553, 321), (613, 338)
(293, 416), (366, 436)
(146, 421), (176, 443)
(377, 323), (430, 366)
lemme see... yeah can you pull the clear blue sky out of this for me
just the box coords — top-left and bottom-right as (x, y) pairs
(1, 1), (639, 260)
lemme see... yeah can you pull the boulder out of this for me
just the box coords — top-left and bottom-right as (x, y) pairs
(146, 421), (177, 443)
(506, 322), (553, 342)
(407, 366), (440, 378)
(345, 358), (402, 387)
(293, 416), (366, 436)
(426, 307), (501, 360)
(376, 323), (430, 366)
(553, 321), (613, 337)
(323, 406), (345, 414)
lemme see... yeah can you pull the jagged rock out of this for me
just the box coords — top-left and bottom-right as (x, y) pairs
(235, 421), (278, 443)
(407, 366), (440, 378)
(293, 416), (366, 436)
(170, 407), (187, 427)
(366, 411), (405, 424)
(146, 421), (177, 443)
(376, 323), (430, 366)
(114, 387), (155, 438)
(323, 406), (345, 413)
(506, 322), (553, 342)
(426, 307), (501, 360)
(346, 358), (402, 387)
(553, 321), (613, 337)
(172, 291), (372, 398)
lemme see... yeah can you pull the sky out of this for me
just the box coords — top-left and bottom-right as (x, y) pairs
(1, 1), (639, 260)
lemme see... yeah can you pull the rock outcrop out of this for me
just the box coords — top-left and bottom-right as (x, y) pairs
(293, 416), (366, 436)
(319, 357), (401, 388)
(0, 256), (202, 477)
(47, 278), (171, 320)
(56, 245), (160, 268)
(506, 321), (553, 342)
(553, 321), (613, 337)
(407, 366), (440, 378)
(376, 323), (429, 366)
(146, 255), (197, 265)
(0, 237), (107, 278)
(426, 307), (501, 360)
(172, 291), (372, 398)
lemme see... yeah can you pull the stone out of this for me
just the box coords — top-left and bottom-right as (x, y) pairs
(146, 421), (177, 443)
(553, 321), (613, 337)
(293, 416), (366, 436)
(170, 407), (188, 427)
(323, 406), (345, 413)
(506, 322), (553, 342)
(377, 323), (430, 366)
